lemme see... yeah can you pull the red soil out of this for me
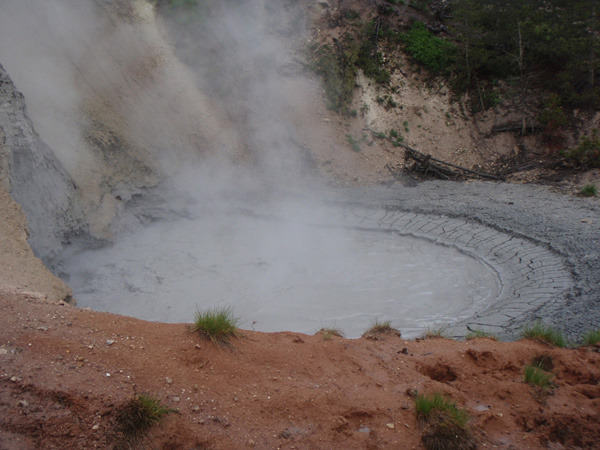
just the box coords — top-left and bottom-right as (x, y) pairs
(1, 290), (599, 449)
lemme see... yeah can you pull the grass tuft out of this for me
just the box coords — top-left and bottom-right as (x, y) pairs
(520, 321), (567, 348)
(582, 329), (600, 346)
(523, 364), (554, 389)
(422, 326), (448, 339)
(579, 184), (597, 197)
(316, 327), (345, 340)
(414, 392), (474, 450)
(115, 394), (173, 439)
(362, 319), (401, 340)
(465, 329), (497, 340)
(192, 306), (241, 346)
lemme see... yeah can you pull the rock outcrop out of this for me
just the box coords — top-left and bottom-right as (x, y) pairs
(0, 63), (83, 261)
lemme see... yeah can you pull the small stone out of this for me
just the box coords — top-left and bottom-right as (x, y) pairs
(106, 340), (115, 346)
(247, 439), (256, 447)
(401, 403), (410, 410)
(18, 400), (28, 407)
(166, 377), (173, 384)
(386, 423), (395, 429)
(92, 424), (99, 430)
(105, 373), (111, 377)
(358, 427), (370, 433)
(405, 387), (418, 398)
(173, 397), (180, 402)
(192, 406), (200, 412)
(88, 345), (94, 349)
(0, 348), (7, 355)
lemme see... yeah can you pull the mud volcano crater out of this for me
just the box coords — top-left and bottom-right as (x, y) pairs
(55, 195), (574, 339)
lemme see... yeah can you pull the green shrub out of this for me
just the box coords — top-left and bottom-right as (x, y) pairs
(414, 392), (474, 450)
(523, 364), (554, 389)
(116, 394), (173, 438)
(520, 322), (567, 348)
(579, 184), (597, 197)
(582, 329), (600, 346)
(564, 131), (600, 169)
(192, 306), (241, 346)
(402, 21), (456, 73)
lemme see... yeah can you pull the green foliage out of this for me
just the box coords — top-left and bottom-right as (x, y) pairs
(346, 134), (362, 152)
(523, 364), (554, 389)
(192, 306), (241, 346)
(539, 95), (569, 128)
(565, 131), (600, 169)
(465, 329), (497, 340)
(402, 21), (456, 73)
(356, 21), (391, 84)
(414, 392), (474, 450)
(311, 44), (357, 112)
(116, 394), (173, 438)
(582, 329), (600, 346)
(579, 184), (598, 197)
(415, 393), (469, 425)
(521, 321), (567, 348)
(450, 0), (600, 108)
(403, 121), (410, 133)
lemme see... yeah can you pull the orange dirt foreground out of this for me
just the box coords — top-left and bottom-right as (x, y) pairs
(1, 290), (599, 449)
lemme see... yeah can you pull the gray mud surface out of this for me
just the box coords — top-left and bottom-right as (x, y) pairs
(331, 181), (600, 340)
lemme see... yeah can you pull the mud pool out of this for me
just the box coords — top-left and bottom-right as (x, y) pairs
(59, 206), (500, 338)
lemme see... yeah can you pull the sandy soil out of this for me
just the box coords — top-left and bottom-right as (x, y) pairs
(0, 185), (71, 303)
(1, 290), (599, 449)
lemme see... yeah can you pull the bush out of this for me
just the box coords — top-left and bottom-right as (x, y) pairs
(192, 306), (241, 346)
(520, 322), (567, 348)
(116, 394), (173, 438)
(582, 329), (600, 346)
(402, 21), (456, 73)
(564, 131), (600, 169)
(414, 392), (474, 450)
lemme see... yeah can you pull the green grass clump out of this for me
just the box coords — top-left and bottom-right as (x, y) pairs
(362, 319), (401, 339)
(414, 392), (474, 450)
(523, 364), (554, 389)
(521, 322), (567, 348)
(579, 184), (597, 197)
(116, 394), (173, 438)
(582, 329), (600, 346)
(465, 329), (497, 340)
(192, 306), (241, 346)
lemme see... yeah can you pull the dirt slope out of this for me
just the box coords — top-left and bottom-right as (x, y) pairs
(1, 291), (599, 449)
